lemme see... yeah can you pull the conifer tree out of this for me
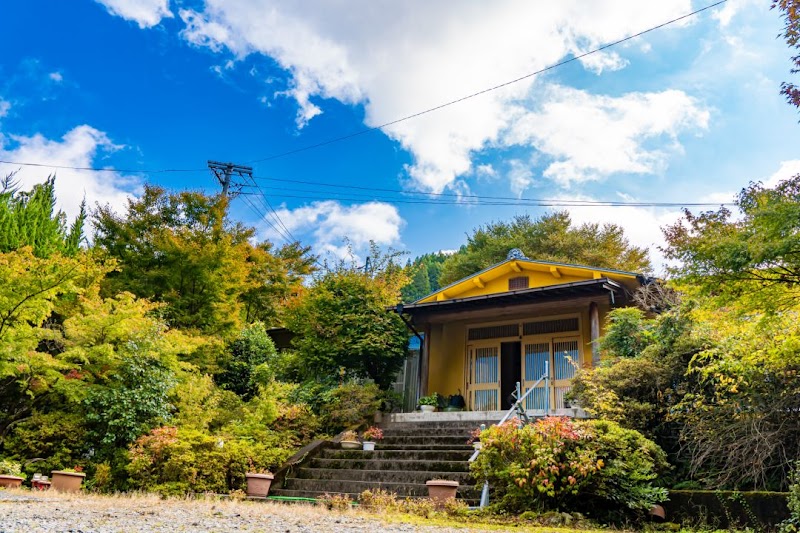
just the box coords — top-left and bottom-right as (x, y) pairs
(0, 173), (85, 257)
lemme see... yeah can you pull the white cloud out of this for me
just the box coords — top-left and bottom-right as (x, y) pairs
(0, 99), (9, 118)
(503, 85), (709, 185)
(175, 1), (697, 192)
(713, 0), (759, 28)
(49, 72), (63, 83)
(507, 160), (535, 197)
(763, 160), (800, 188)
(0, 125), (140, 222)
(578, 51), (629, 74)
(260, 200), (404, 259)
(475, 164), (497, 179)
(96, 0), (173, 29)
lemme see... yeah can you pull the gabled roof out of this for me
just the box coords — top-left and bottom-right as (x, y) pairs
(403, 278), (626, 315)
(415, 254), (644, 304)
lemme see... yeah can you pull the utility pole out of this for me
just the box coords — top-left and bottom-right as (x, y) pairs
(207, 160), (253, 198)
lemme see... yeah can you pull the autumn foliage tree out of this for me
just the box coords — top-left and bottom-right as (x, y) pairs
(93, 186), (314, 335)
(285, 245), (409, 389)
(663, 175), (800, 311)
(774, 0), (800, 111)
(438, 212), (651, 286)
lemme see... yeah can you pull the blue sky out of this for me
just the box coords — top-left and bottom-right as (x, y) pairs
(1, 0), (798, 270)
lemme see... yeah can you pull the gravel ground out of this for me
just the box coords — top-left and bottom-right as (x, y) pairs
(0, 490), (495, 533)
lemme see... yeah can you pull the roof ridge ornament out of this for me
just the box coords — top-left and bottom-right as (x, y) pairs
(507, 248), (527, 260)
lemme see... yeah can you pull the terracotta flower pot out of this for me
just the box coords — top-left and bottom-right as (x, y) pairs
(426, 479), (459, 502)
(51, 471), (85, 493)
(0, 475), (24, 489)
(649, 504), (666, 521)
(340, 440), (361, 450)
(245, 473), (274, 498)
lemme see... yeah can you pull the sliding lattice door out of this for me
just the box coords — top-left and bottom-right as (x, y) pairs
(467, 345), (500, 411)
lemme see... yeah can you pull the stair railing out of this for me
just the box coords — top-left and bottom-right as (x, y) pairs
(469, 361), (549, 508)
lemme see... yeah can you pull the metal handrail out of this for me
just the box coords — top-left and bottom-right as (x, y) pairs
(469, 361), (550, 508)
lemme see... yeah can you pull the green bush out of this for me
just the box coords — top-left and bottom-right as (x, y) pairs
(126, 426), (290, 495)
(318, 380), (381, 433)
(0, 458), (22, 476)
(470, 416), (669, 523)
(782, 462), (800, 532)
(2, 411), (89, 476)
(217, 322), (278, 400)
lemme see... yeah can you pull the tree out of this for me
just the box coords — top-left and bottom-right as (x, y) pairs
(400, 252), (448, 302)
(438, 212), (651, 286)
(774, 0), (800, 111)
(401, 261), (431, 302)
(240, 241), (316, 325)
(0, 248), (110, 437)
(285, 245), (409, 389)
(673, 308), (800, 490)
(217, 322), (279, 400)
(663, 175), (800, 312)
(93, 186), (313, 335)
(569, 304), (705, 473)
(0, 174), (85, 257)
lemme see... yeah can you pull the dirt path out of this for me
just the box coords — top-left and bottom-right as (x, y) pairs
(0, 491), (500, 533)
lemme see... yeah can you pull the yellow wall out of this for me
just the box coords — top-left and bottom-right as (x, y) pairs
(428, 322), (466, 396)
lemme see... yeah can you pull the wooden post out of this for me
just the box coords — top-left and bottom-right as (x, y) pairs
(420, 324), (431, 397)
(590, 302), (600, 366)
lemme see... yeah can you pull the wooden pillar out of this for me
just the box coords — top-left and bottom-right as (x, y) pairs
(419, 323), (431, 397)
(590, 301), (601, 366)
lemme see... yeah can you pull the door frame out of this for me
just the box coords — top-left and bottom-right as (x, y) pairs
(464, 313), (583, 412)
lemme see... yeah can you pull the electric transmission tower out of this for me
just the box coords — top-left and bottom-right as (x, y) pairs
(207, 160), (253, 197)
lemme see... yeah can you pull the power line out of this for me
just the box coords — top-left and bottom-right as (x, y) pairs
(248, 175), (735, 207)
(0, 159), (205, 174)
(0, 1), (726, 175)
(239, 190), (733, 208)
(239, 193), (293, 244)
(245, 0), (727, 164)
(242, 174), (300, 243)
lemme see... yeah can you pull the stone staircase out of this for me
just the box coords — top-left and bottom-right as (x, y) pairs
(270, 421), (491, 504)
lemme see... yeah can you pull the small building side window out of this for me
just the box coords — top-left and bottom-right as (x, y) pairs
(508, 276), (529, 290)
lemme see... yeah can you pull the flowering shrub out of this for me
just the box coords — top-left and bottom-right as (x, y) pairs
(470, 417), (668, 523)
(126, 425), (294, 496)
(340, 430), (359, 442)
(0, 459), (22, 476)
(361, 426), (383, 441)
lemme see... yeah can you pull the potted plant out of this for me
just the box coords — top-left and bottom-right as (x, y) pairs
(425, 479), (459, 502)
(467, 427), (482, 450)
(51, 466), (86, 493)
(339, 430), (361, 449)
(418, 393), (439, 413)
(245, 472), (274, 498)
(361, 426), (383, 451)
(0, 459), (24, 489)
(444, 390), (466, 412)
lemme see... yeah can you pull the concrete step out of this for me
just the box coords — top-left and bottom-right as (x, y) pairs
(296, 467), (474, 485)
(375, 442), (474, 451)
(310, 458), (471, 472)
(321, 449), (473, 461)
(282, 478), (479, 499)
(268, 488), (480, 506)
(381, 421), (498, 431)
(379, 435), (471, 446)
(380, 427), (480, 437)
